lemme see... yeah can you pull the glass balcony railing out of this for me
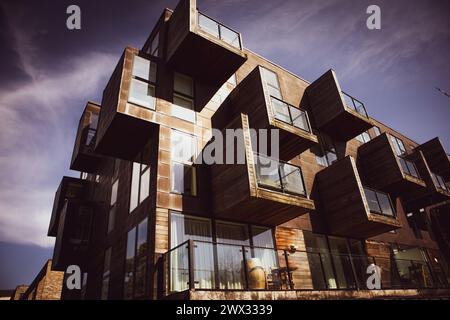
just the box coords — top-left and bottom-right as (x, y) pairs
(270, 96), (311, 133)
(197, 12), (242, 49)
(341, 91), (368, 118)
(254, 154), (306, 196)
(161, 239), (448, 295)
(431, 172), (449, 192)
(364, 187), (396, 217)
(397, 156), (420, 179)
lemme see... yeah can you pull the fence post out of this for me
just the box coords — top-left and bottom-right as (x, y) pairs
(188, 240), (195, 290)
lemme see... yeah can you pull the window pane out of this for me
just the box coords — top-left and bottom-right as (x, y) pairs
(137, 218), (148, 253)
(110, 179), (118, 206)
(227, 74), (237, 85)
(150, 33), (159, 57)
(364, 188), (382, 213)
(251, 226), (274, 249)
(132, 56), (156, 82)
(124, 228), (136, 299)
(171, 163), (196, 195)
(104, 247), (112, 273)
(280, 163), (305, 195)
(220, 25), (240, 48)
(377, 192), (395, 216)
(89, 113), (99, 130)
(172, 99), (196, 123)
(374, 126), (381, 136)
(406, 160), (419, 178)
(139, 167), (150, 202)
(216, 221), (250, 245)
(271, 98), (290, 123)
(261, 68), (279, 90)
(170, 212), (212, 246)
(171, 130), (197, 163)
(174, 73), (193, 97)
(254, 155), (281, 190)
(362, 132), (370, 142)
(130, 162), (140, 212)
(129, 78), (156, 109)
(198, 13), (219, 37)
(290, 107), (310, 132)
(107, 206), (116, 233)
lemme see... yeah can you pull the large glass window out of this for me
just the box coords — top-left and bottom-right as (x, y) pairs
(101, 247), (112, 300)
(392, 246), (434, 288)
(170, 213), (214, 291)
(129, 55), (157, 110)
(129, 158), (151, 213)
(171, 130), (197, 196)
(123, 218), (148, 299)
(173, 73), (195, 122)
(168, 213), (277, 292)
(261, 67), (282, 99)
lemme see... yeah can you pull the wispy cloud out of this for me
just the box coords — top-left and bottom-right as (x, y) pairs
(0, 10), (116, 247)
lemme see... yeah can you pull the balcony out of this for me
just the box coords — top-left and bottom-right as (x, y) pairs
(52, 200), (93, 271)
(209, 114), (315, 226)
(317, 156), (400, 238)
(212, 66), (318, 160)
(358, 133), (427, 197)
(166, 0), (247, 105)
(401, 150), (450, 211)
(305, 69), (372, 141)
(70, 102), (103, 173)
(159, 240), (447, 298)
(48, 177), (88, 237)
(95, 47), (159, 160)
(416, 137), (450, 182)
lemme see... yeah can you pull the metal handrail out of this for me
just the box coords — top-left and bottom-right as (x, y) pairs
(253, 153), (307, 196)
(197, 11), (242, 49)
(341, 91), (368, 118)
(162, 239), (448, 293)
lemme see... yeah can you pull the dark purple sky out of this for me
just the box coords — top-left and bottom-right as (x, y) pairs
(0, 0), (449, 289)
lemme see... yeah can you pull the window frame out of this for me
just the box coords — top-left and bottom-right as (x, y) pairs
(123, 218), (148, 299)
(170, 130), (198, 196)
(128, 55), (157, 110)
(129, 157), (151, 214)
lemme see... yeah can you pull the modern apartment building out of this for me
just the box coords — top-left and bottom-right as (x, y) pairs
(47, 0), (450, 300)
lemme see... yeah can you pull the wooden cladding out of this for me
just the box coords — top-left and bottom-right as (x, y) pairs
(416, 137), (450, 182)
(95, 48), (159, 160)
(165, 0), (247, 110)
(358, 133), (427, 196)
(70, 102), (103, 173)
(212, 66), (318, 161)
(317, 156), (400, 238)
(306, 69), (372, 141)
(210, 114), (315, 226)
(48, 177), (88, 237)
